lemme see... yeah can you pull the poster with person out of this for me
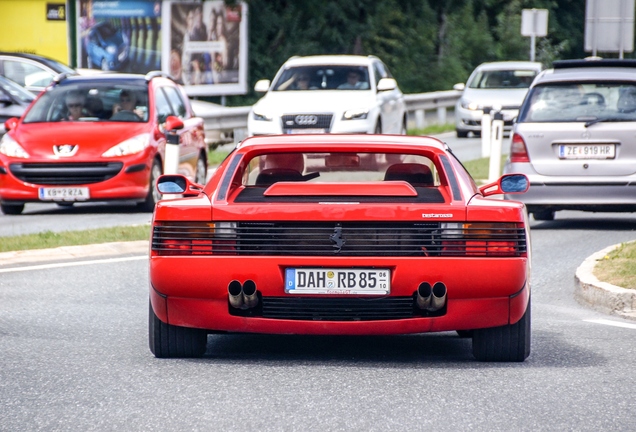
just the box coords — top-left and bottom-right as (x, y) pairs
(162, 1), (248, 96)
(77, 0), (162, 73)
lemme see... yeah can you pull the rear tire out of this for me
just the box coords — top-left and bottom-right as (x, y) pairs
(149, 301), (207, 358)
(137, 159), (162, 212)
(1, 203), (24, 215)
(472, 298), (531, 362)
(456, 129), (469, 138)
(195, 154), (207, 185)
(532, 209), (555, 221)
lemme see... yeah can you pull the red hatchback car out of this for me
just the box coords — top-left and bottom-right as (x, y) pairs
(149, 134), (531, 362)
(0, 72), (207, 214)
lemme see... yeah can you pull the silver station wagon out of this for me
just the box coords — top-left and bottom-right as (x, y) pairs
(504, 59), (636, 220)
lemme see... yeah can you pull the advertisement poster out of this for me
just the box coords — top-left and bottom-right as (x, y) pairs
(76, 0), (162, 73)
(162, 1), (248, 96)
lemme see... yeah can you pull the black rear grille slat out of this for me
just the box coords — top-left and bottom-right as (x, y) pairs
(152, 222), (527, 257)
(261, 297), (415, 320)
(9, 162), (124, 185)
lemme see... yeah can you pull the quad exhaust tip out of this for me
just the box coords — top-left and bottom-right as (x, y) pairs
(228, 280), (259, 309)
(416, 281), (447, 312)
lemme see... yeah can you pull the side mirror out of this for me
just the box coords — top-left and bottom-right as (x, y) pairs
(377, 78), (397, 92)
(4, 117), (18, 132)
(479, 173), (529, 197)
(156, 174), (204, 197)
(254, 79), (270, 93)
(453, 83), (466, 91)
(164, 115), (184, 132)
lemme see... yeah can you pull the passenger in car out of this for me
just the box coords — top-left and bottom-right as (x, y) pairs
(111, 90), (144, 119)
(338, 70), (369, 90)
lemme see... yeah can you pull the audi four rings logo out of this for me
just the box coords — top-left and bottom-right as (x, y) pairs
(294, 115), (318, 125)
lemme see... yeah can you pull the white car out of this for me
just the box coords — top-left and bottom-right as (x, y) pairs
(248, 55), (407, 136)
(454, 61), (542, 138)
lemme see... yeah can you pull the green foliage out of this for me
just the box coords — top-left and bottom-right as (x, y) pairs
(223, 0), (588, 106)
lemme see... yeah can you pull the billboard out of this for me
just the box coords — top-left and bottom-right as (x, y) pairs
(76, 0), (162, 73)
(162, 1), (248, 96)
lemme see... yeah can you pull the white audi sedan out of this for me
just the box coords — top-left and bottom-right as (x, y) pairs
(248, 55), (407, 136)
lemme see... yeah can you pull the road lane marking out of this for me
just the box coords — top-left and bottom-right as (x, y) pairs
(584, 318), (636, 330)
(0, 255), (146, 273)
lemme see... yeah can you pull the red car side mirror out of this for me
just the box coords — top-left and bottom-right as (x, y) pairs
(4, 117), (18, 132)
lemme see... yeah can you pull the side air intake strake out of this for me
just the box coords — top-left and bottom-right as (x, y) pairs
(152, 221), (527, 257)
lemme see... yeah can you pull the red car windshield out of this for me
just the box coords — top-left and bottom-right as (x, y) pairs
(23, 84), (149, 123)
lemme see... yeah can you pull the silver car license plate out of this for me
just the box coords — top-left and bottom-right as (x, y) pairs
(558, 144), (616, 159)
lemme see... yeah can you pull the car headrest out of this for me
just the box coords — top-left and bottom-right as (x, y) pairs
(384, 163), (434, 186)
(255, 168), (303, 186)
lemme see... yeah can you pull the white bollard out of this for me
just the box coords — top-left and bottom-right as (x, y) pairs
(488, 111), (504, 183)
(480, 108), (491, 158)
(164, 132), (180, 175)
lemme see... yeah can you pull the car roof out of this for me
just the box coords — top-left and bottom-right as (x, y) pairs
(53, 72), (176, 87)
(237, 134), (447, 151)
(281, 55), (381, 67)
(0, 51), (73, 73)
(533, 59), (636, 86)
(474, 61), (543, 71)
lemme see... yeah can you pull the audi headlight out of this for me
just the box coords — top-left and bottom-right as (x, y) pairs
(460, 100), (482, 111)
(102, 133), (150, 157)
(0, 134), (29, 158)
(342, 109), (369, 120)
(252, 110), (272, 121)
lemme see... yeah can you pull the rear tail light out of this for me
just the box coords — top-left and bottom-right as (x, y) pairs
(440, 222), (525, 257)
(510, 133), (530, 163)
(152, 222), (237, 256)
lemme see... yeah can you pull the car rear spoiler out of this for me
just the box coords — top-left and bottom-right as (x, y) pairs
(263, 181), (418, 197)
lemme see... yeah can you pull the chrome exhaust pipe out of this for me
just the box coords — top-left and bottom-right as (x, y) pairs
(228, 280), (244, 309)
(429, 282), (447, 312)
(242, 280), (259, 308)
(416, 282), (432, 310)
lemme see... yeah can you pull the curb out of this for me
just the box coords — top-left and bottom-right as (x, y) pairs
(0, 240), (149, 267)
(574, 243), (636, 321)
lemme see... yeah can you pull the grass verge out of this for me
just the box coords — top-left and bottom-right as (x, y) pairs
(594, 241), (636, 289)
(0, 225), (151, 253)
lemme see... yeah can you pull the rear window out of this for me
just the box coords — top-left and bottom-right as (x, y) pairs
(228, 151), (448, 204)
(517, 82), (636, 123)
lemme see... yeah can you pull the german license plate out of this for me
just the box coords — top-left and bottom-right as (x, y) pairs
(285, 268), (390, 295)
(286, 129), (326, 134)
(558, 144), (615, 159)
(38, 187), (90, 201)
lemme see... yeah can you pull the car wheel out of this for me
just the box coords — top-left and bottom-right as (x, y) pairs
(149, 301), (207, 358)
(456, 129), (469, 138)
(195, 154), (207, 185)
(374, 120), (382, 134)
(472, 297), (531, 362)
(0, 203), (24, 215)
(533, 209), (555, 221)
(456, 330), (473, 338)
(137, 159), (162, 212)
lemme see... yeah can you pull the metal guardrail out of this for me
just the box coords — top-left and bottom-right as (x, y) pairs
(191, 89), (462, 147)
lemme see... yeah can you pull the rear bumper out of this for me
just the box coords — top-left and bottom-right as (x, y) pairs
(504, 163), (636, 209)
(150, 255), (530, 334)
